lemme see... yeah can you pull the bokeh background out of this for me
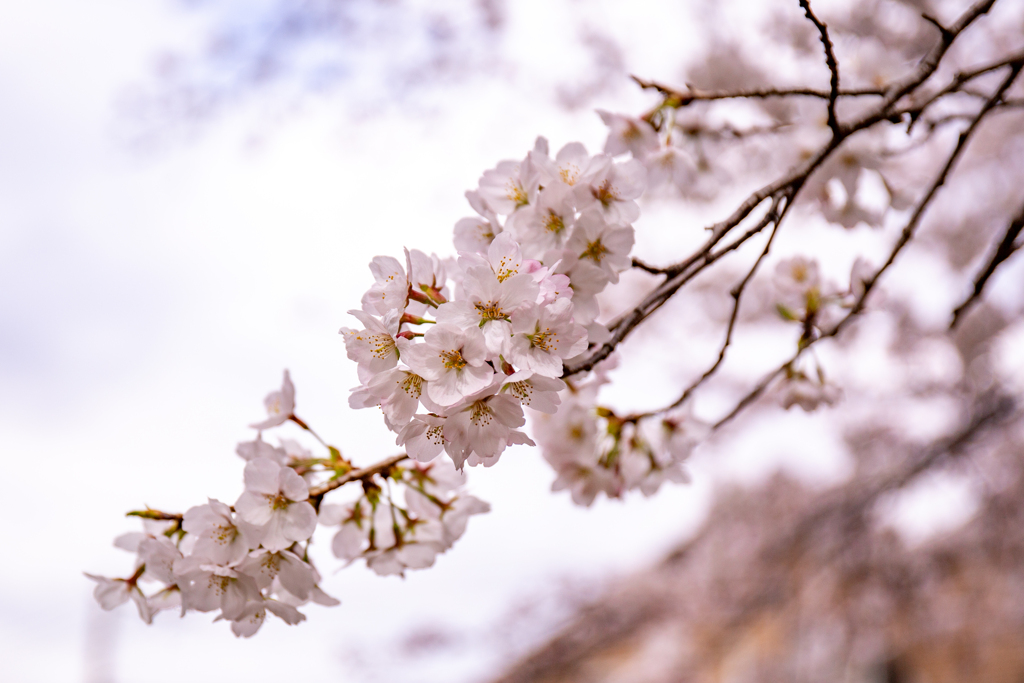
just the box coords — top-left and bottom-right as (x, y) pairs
(3, 1), (1023, 681)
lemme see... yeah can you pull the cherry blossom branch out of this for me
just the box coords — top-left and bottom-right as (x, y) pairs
(712, 64), (1021, 430)
(891, 49), (1024, 129)
(629, 78), (882, 104)
(628, 217), (787, 422)
(798, 0), (841, 138)
(635, 0), (1002, 134)
(307, 453), (409, 511)
(289, 414), (329, 448)
(847, 0), (999, 131)
(834, 63), (1021, 330)
(570, 0), (1006, 383)
(673, 121), (794, 140)
(630, 257), (670, 275)
(565, 193), (787, 377)
(126, 509), (184, 522)
(125, 451), (411, 523)
(950, 199), (1024, 328)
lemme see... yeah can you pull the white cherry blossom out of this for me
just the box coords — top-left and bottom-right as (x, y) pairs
(234, 457), (317, 551)
(174, 556), (262, 621)
(453, 190), (503, 254)
(397, 414), (448, 462)
(339, 308), (401, 382)
(360, 255), (408, 315)
(508, 298), (588, 377)
(575, 156), (646, 226)
(250, 370), (295, 430)
(435, 264), (538, 355)
(183, 499), (257, 566)
(85, 573), (153, 623)
(348, 363), (441, 430)
(401, 324), (494, 406)
(643, 144), (697, 189)
(321, 500), (371, 562)
(565, 210), (635, 284)
(228, 598), (306, 638)
(477, 156), (541, 216)
(500, 371), (565, 413)
(237, 548), (316, 600)
(236, 435), (288, 464)
(537, 141), (592, 188)
(138, 537), (182, 584)
(507, 183), (577, 258)
(598, 110), (660, 158)
(443, 390), (533, 469)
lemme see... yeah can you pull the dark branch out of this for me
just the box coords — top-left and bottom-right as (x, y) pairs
(564, 194), (786, 378)
(921, 12), (954, 41)
(308, 453), (409, 511)
(798, 0), (841, 137)
(127, 509), (184, 522)
(566, 0), (1003, 385)
(631, 257), (671, 275)
(631, 76), (881, 104)
(628, 206), (790, 422)
(836, 63), (1022, 333)
(950, 200), (1024, 328)
(847, 0), (1000, 132)
(713, 64), (1022, 430)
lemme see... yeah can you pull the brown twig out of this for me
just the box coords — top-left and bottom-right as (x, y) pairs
(627, 202), (791, 422)
(798, 0), (841, 138)
(567, 2), (1003, 381)
(565, 194), (787, 377)
(630, 77), (882, 104)
(848, 0), (999, 132)
(713, 64), (1022, 430)
(307, 453), (409, 511)
(950, 200), (1024, 328)
(631, 257), (670, 275)
(126, 509), (184, 522)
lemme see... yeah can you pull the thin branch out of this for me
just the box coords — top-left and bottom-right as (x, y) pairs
(921, 12), (955, 41)
(835, 63), (1021, 332)
(889, 49), (1024, 129)
(798, 0), (841, 137)
(565, 194), (786, 377)
(127, 509), (183, 522)
(566, 0), (1002, 382)
(628, 207), (790, 422)
(630, 76), (882, 104)
(290, 414), (328, 448)
(846, 0), (1000, 132)
(631, 257), (670, 275)
(713, 64), (1022, 430)
(307, 453), (409, 510)
(950, 199), (1024, 328)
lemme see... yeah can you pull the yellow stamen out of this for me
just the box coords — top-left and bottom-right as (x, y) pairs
(440, 349), (467, 370)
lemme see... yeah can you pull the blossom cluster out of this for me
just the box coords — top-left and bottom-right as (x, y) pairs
(340, 128), (715, 503)
(88, 372), (487, 636)
(770, 256), (876, 411)
(89, 123), (720, 635)
(343, 136), (644, 471)
(533, 359), (708, 506)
